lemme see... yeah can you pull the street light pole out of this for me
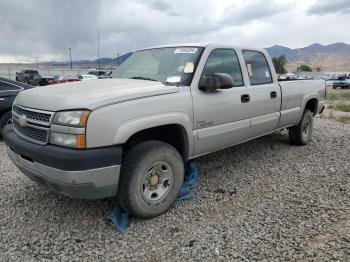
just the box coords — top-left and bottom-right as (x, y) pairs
(69, 48), (72, 69)
(98, 30), (100, 71)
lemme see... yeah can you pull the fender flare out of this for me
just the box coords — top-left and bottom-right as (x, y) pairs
(113, 112), (194, 158)
(297, 94), (319, 123)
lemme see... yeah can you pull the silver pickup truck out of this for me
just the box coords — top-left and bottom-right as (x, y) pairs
(3, 44), (325, 218)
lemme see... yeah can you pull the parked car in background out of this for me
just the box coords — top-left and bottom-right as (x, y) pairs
(278, 73), (297, 81)
(99, 71), (113, 79)
(48, 75), (80, 85)
(39, 75), (55, 86)
(16, 70), (42, 86)
(0, 77), (31, 134)
(88, 71), (106, 78)
(332, 76), (350, 89)
(79, 74), (98, 81)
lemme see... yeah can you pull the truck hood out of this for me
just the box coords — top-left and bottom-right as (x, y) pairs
(15, 78), (179, 111)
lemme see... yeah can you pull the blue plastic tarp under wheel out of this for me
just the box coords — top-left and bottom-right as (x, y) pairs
(106, 161), (199, 234)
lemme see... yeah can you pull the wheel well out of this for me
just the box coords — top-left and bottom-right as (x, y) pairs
(123, 124), (189, 160)
(0, 109), (11, 121)
(304, 98), (318, 115)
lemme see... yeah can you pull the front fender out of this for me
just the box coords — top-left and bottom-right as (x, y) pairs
(113, 112), (194, 155)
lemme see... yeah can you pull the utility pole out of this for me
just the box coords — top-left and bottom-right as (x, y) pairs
(69, 48), (72, 69)
(97, 30), (100, 71)
(117, 53), (120, 66)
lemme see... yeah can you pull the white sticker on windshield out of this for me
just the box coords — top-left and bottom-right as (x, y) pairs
(174, 48), (198, 54)
(265, 70), (270, 78)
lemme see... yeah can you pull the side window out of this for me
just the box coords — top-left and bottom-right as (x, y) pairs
(202, 49), (243, 87)
(242, 50), (272, 85)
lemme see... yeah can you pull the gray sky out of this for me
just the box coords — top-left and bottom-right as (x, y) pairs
(0, 0), (349, 63)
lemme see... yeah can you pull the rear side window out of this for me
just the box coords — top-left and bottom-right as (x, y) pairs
(242, 50), (272, 85)
(203, 49), (243, 87)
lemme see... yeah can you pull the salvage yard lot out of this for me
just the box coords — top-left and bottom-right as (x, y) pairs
(0, 119), (349, 261)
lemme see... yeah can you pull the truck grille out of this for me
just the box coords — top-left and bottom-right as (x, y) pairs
(12, 105), (53, 145)
(13, 105), (52, 124)
(13, 120), (48, 144)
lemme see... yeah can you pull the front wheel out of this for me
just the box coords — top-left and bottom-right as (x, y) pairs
(289, 109), (313, 146)
(117, 141), (184, 218)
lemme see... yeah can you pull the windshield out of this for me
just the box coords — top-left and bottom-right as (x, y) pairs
(111, 47), (204, 86)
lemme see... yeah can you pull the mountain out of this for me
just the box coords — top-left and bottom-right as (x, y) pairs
(266, 43), (350, 71)
(41, 52), (133, 67)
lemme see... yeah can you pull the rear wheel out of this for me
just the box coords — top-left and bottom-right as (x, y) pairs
(289, 109), (313, 146)
(117, 141), (184, 218)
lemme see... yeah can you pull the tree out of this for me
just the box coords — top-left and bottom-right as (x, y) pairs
(272, 55), (287, 74)
(297, 64), (312, 72)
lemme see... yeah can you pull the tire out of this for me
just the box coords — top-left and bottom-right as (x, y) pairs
(117, 140), (184, 218)
(0, 111), (12, 137)
(289, 109), (313, 146)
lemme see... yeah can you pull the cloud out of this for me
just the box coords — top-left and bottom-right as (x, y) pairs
(222, 0), (289, 26)
(0, 0), (350, 63)
(307, 0), (350, 16)
(0, 0), (101, 61)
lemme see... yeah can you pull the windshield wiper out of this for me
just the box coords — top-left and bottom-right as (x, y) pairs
(130, 76), (158, 82)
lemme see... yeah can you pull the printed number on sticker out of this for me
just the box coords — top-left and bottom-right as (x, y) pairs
(174, 48), (198, 54)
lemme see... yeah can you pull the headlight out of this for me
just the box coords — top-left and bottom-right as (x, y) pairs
(53, 110), (90, 127)
(50, 132), (86, 149)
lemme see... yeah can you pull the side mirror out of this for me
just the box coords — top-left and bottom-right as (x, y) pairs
(199, 73), (234, 91)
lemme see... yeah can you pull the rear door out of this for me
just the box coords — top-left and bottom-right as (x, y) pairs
(241, 50), (281, 137)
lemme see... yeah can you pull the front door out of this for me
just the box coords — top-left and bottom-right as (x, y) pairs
(191, 48), (252, 156)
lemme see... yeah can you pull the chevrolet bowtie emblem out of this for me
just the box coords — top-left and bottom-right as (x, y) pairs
(18, 115), (27, 127)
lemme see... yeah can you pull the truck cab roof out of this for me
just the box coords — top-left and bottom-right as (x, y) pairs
(138, 43), (266, 53)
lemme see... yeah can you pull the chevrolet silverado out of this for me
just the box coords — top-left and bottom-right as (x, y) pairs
(3, 44), (325, 218)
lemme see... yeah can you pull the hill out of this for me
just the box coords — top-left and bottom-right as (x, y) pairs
(40, 52), (133, 67)
(266, 43), (350, 71)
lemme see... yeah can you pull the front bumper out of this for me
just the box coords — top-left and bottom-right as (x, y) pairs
(3, 125), (122, 199)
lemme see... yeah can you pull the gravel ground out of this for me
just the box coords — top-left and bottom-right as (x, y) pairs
(1, 118), (350, 261)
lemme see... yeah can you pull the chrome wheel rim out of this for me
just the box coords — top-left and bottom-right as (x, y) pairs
(141, 161), (173, 204)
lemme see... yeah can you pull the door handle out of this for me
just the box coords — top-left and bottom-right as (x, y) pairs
(241, 94), (250, 103)
(270, 91), (277, 99)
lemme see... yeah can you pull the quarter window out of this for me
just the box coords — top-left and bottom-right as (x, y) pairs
(242, 50), (272, 85)
(202, 49), (243, 87)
